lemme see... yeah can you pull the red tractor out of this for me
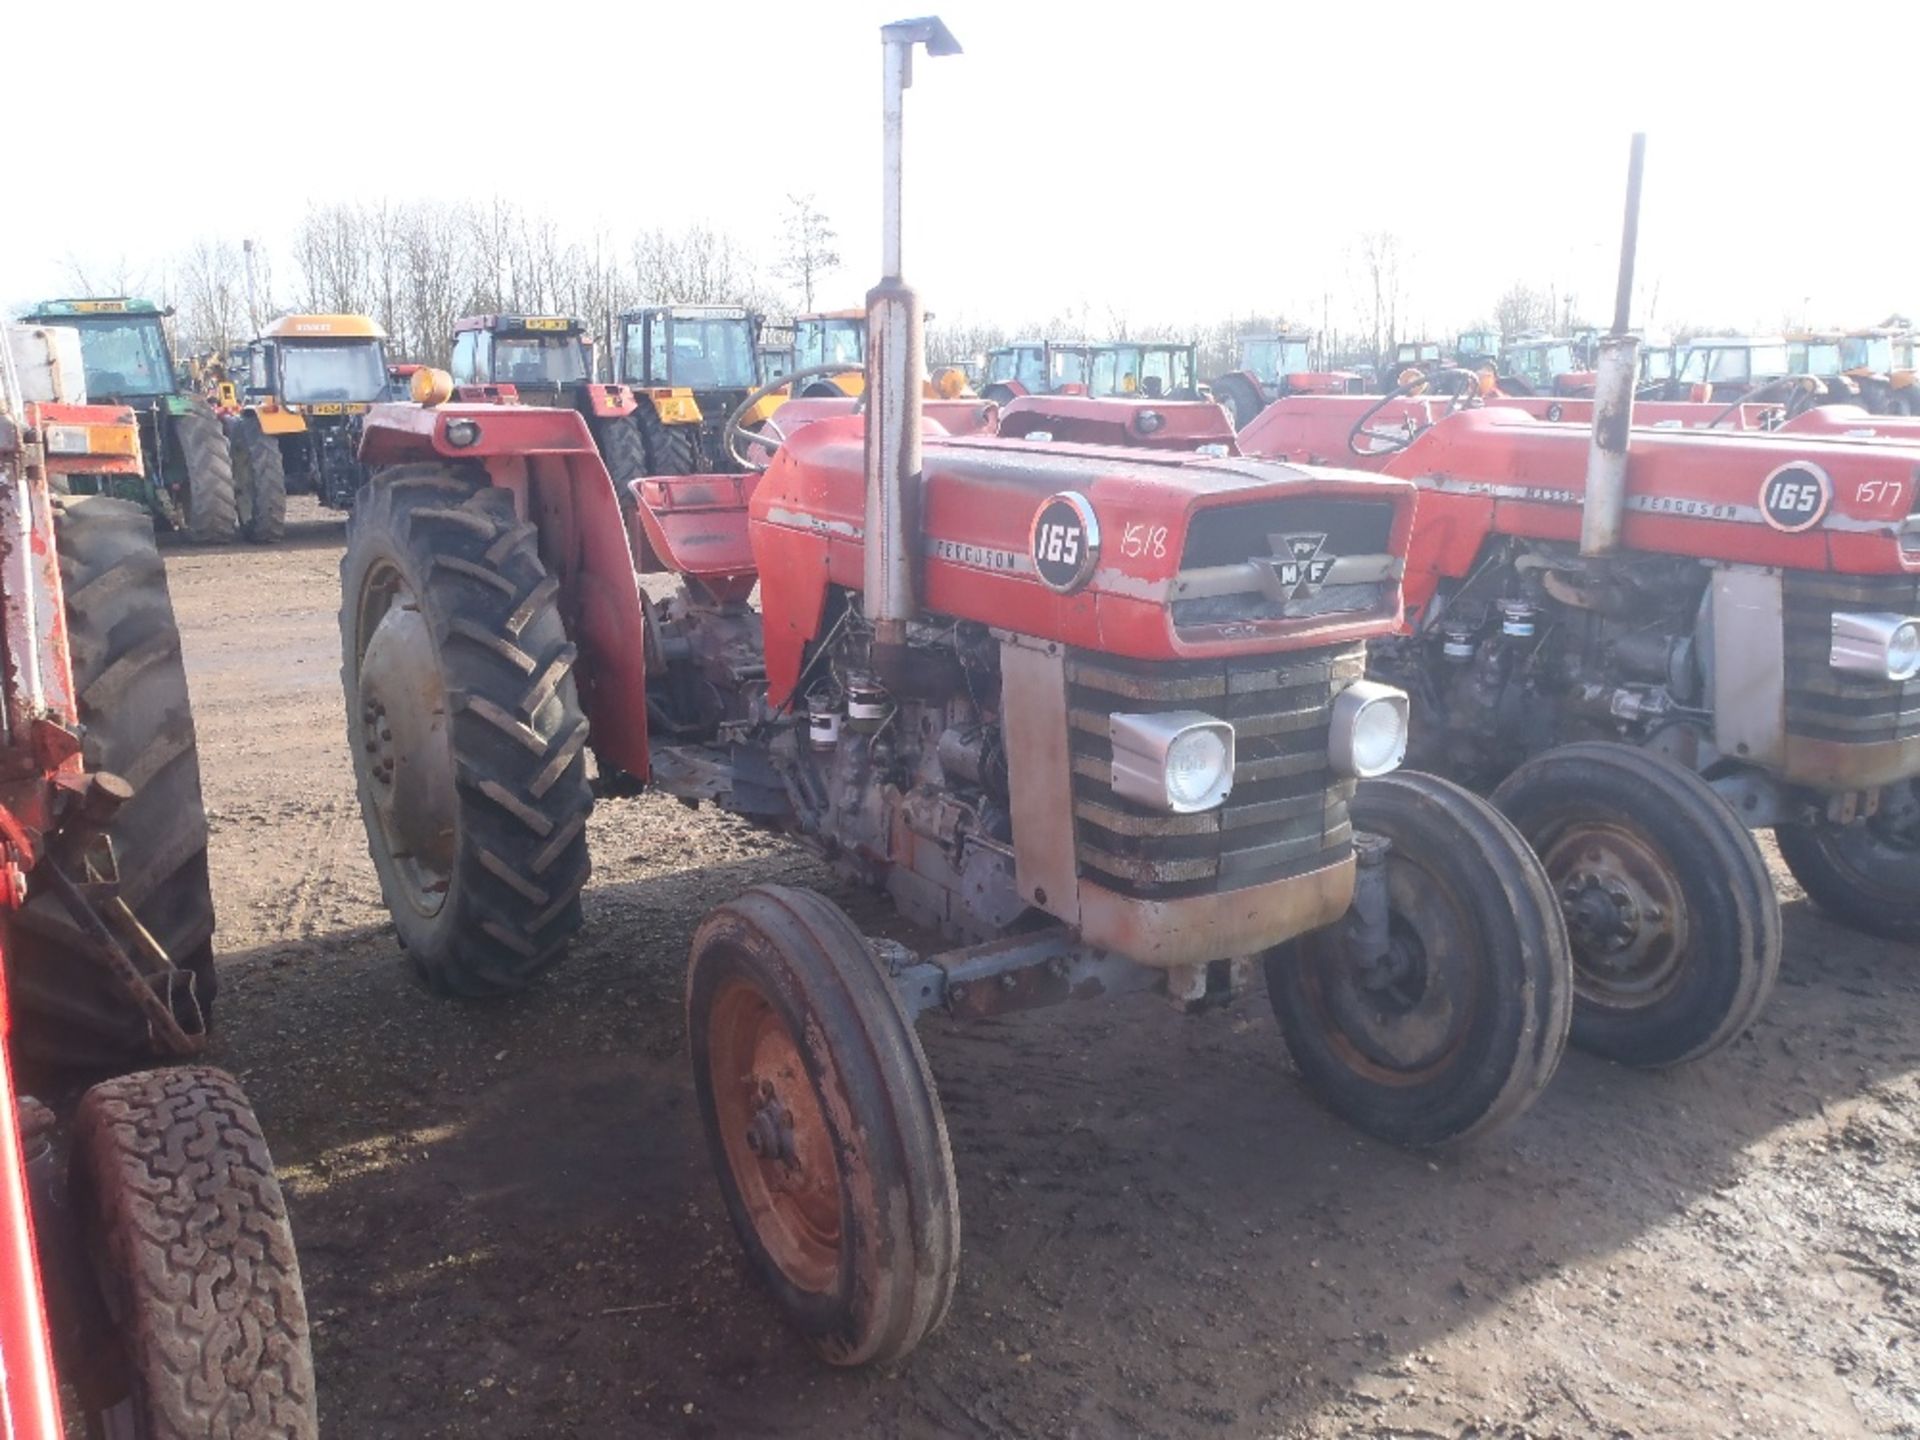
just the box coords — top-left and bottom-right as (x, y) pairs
(338, 17), (1573, 1368)
(1234, 368), (1920, 1069)
(0, 334), (315, 1435)
(1210, 331), (1366, 430)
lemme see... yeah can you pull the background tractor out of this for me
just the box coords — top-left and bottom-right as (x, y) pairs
(15, 298), (236, 542)
(1787, 329), (1920, 415)
(0, 322), (316, 1438)
(339, 15), (1572, 1370)
(1210, 331), (1366, 429)
(447, 311), (653, 486)
(617, 305), (765, 472)
(1642, 334), (1793, 402)
(226, 312), (393, 539)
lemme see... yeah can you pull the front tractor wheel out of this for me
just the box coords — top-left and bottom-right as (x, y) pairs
(230, 418), (287, 543)
(70, 1066), (318, 1439)
(1777, 780), (1920, 941)
(165, 406), (238, 543)
(1493, 742), (1780, 1068)
(339, 464), (594, 994)
(689, 886), (959, 1367)
(1264, 771), (1573, 1148)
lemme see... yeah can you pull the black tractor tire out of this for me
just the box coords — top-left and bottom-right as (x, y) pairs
(689, 885), (959, 1367)
(229, 418), (287, 544)
(1492, 743), (1780, 1067)
(634, 404), (698, 476)
(1264, 771), (1572, 1148)
(591, 413), (649, 513)
(165, 407), (238, 543)
(1777, 781), (1920, 941)
(70, 1066), (318, 1439)
(4, 497), (217, 1067)
(339, 464), (593, 995)
(1213, 373), (1266, 431)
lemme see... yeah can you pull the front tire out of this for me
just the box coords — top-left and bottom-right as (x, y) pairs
(634, 405), (697, 476)
(1264, 771), (1572, 1147)
(4, 497), (217, 1066)
(1777, 780), (1920, 941)
(689, 886), (959, 1367)
(339, 465), (593, 994)
(70, 1067), (317, 1439)
(229, 418), (287, 544)
(1214, 374), (1265, 430)
(166, 406), (237, 543)
(1494, 743), (1780, 1067)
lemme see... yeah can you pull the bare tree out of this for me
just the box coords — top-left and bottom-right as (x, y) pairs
(1494, 283), (1552, 340)
(775, 194), (841, 311)
(1351, 231), (1406, 361)
(173, 240), (250, 357)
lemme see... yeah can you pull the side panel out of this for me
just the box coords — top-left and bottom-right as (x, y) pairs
(1710, 566), (1787, 768)
(998, 636), (1080, 926)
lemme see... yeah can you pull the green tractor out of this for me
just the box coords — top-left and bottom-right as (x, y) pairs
(15, 298), (237, 541)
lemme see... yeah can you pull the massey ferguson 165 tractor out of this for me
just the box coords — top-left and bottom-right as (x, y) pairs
(339, 17), (1572, 1367)
(447, 311), (655, 485)
(15, 298), (238, 543)
(0, 326), (316, 1437)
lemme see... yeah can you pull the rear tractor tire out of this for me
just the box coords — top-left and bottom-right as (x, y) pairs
(689, 885), (959, 1367)
(1777, 779), (1920, 942)
(1264, 770), (1573, 1147)
(1493, 742), (1780, 1068)
(70, 1066), (318, 1438)
(166, 406), (238, 543)
(229, 418), (287, 544)
(4, 496), (217, 1067)
(1214, 373), (1266, 431)
(634, 404), (697, 476)
(590, 413), (649, 518)
(339, 464), (594, 994)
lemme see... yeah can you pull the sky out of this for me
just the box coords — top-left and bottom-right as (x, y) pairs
(10, 0), (1920, 340)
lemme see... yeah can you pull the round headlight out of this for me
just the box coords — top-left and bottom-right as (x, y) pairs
(1165, 726), (1232, 810)
(1889, 621), (1920, 681)
(1135, 409), (1166, 435)
(1348, 699), (1409, 776)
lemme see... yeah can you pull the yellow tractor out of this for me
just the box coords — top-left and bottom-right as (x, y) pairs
(224, 314), (390, 539)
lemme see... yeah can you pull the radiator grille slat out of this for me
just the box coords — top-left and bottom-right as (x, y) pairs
(1066, 643), (1363, 898)
(1783, 573), (1920, 744)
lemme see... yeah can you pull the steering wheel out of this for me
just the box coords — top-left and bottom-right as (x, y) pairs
(1347, 367), (1483, 457)
(724, 363), (866, 471)
(1707, 374), (1820, 430)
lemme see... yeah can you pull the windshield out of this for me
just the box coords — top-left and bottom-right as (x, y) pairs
(795, 318), (864, 369)
(67, 315), (175, 398)
(1641, 349), (1673, 382)
(1796, 342), (1843, 377)
(631, 316), (755, 389)
(1678, 344), (1789, 385)
(1047, 348), (1089, 390)
(1511, 344), (1574, 380)
(1242, 337), (1311, 377)
(280, 340), (389, 404)
(1840, 336), (1895, 372)
(495, 334), (588, 385)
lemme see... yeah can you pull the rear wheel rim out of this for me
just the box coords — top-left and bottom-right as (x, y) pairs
(354, 562), (457, 916)
(1539, 820), (1686, 1011)
(1306, 854), (1482, 1084)
(708, 978), (844, 1295)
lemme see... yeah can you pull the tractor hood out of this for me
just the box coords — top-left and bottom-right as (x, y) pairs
(748, 414), (1416, 668)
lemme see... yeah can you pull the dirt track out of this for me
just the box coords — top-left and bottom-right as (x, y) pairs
(170, 499), (1920, 1439)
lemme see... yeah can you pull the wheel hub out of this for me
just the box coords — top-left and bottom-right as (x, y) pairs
(1541, 825), (1685, 999)
(356, 595), (457, 915)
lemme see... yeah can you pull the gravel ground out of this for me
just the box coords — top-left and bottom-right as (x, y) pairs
(168, 499), (1919, 1439)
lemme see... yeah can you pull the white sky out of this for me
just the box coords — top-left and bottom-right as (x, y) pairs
(10, 0), (1920, 338)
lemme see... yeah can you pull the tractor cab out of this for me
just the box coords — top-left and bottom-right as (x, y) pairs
(18, 298), (179, 403)
(982, 341), (1047, 400)
(792, 309), (867, 386)
(1663, 335), (1792, 401)
(1498, 336), (1578, 395)
(1210, 332), (1364, 430)
(1084, 340), (1200, 399)
(1388, 339), (1444, 375)
(1454, 329), (1501, 370)
(449, 314), (591, 403)
(1243, 333), (1316, 379)
(1788, 330), (1919, 414)
(757, 324), (795, 383)
(617, 306), (762, 470)
(228, 313), (390, 515)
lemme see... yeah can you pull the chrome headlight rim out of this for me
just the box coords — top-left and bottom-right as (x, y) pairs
(1830, 611), (1920, 682)
(1328, 679), (1410, 778)
(1108, 709), (1236, 814)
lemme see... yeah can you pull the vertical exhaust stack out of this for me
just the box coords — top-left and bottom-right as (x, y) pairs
(1581, 132), (1647, 557)
(866, 17), (961, 681)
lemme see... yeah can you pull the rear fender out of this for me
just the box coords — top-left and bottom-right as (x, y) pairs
(453, 383), (522, 405)
(360, 403), (650, 778)
(582, 383), (638, 420)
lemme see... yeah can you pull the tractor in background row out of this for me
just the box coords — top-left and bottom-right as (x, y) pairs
(616, 305), (765, 472)
(0, 326), (316, 1438)
(223, 312), (394, 538)
(983, 339), (1205, 406)
(15, 298), (237, 542)
(1787, 329), (1920, 415)
(1210, 331), (1365, 429)
(338, 14), (1574, 1370)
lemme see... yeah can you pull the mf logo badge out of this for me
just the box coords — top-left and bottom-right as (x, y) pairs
(1263, 532), (1336, 598)
(1758, 461), (1832, 533)
(1030, 492), (1100, 593)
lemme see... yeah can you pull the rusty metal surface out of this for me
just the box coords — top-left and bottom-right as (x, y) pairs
(891, 926), (1160, 1021)
(1781, 732), (1920, 791)
(1076, 852), (1356, 970)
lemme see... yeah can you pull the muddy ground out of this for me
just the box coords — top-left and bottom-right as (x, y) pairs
(167, 499), (1918, 1439)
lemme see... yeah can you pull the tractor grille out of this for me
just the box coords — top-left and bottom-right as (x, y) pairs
(1783, 572), (1920, 744)
(1169, 497), (1399, 634)
(1066, 643), (1364, 900)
